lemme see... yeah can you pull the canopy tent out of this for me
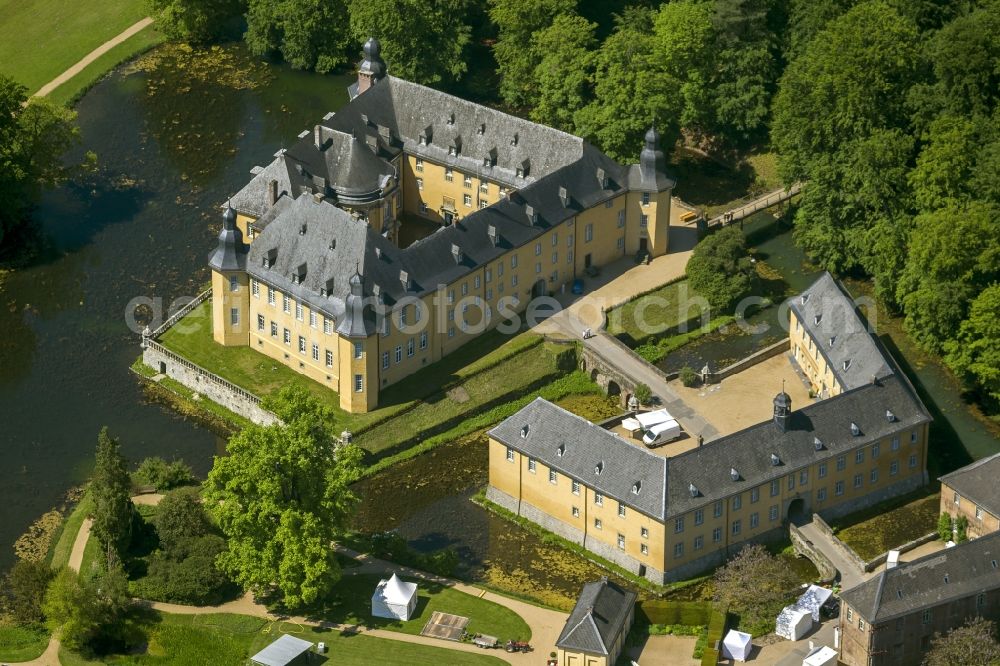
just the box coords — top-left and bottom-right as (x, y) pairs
(372, 573), (418, 621)
(623, 409), (674, 436)
(722, 629), (752, 662)
(795, 585), (833, 622)
(250, 634), (313, 666)
(802, 645), (838, 666)
(775, 606), (812, 641)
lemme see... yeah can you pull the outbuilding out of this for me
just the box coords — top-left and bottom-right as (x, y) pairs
(371, 573), (419, 621)
(721, 629), (753, 662)
(250, 634), (313, 666)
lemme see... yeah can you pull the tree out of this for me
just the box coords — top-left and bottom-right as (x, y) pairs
(154, 487), (209, 554)
(348, 0), (472, 86)
(489, 0), (576, 108)
(89, 428), (135, 563)
(206, 387), (362, 608)
(132, 456), (195, 491)
(909, 114), (996, 211)
(686, 225), (756, 311)
(651, 0), (717, 137)
(924, 616), (1000, 666)
(0, 77), (81, 249)
(2, 559), (55, 625)
(245, 0), (351, 73)
(147, 0), (241, 43)
(714, 543), (798, 632)
(937, 512), (952, 541)
(955, 515), (968, 543)
(634, 383), (652, 405)
(42, 563), (131, 653)
(945, 285), (1000, 406)
(528, 13), (596, 132)
(133, 534), (231, 605)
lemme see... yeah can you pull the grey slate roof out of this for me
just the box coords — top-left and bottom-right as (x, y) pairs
(788, 272), (892, 391)
(489, 398), (669, 519)
(250, 633), (313, 666)
(207, 206), (247, 271)
(490, 374), (928, 521)
(841, 530), (1000, 623)
(939, 452), (1000, 518)
(230, 154), (301, 218)
(556, 578), (637, 655)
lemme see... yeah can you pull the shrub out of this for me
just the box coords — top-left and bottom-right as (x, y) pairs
(154, 488), (209, 555)
(634, 383), (652, 405)
(131, 535), (231, 606)
(3, 559), (55, 624)
(680, 366), (700, 387)
(956, 515), (968, 543)
(133, 457), (195, 491)
(686, 225), (756, 311)
(938, 513), (953, 541)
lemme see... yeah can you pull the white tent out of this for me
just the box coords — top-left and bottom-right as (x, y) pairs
(371, 573), (418, 621)
(721, 629), (752, 662)
(796, 585), (833, 622)
(802, 645), (838, 666)
(776, 606), (813, 641)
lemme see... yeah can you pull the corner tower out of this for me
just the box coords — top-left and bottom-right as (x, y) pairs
(209, 204), (250, 346)
(349, 37), (387, 100)
(337, 269), (378, 412)
(628, 126), (676, 258)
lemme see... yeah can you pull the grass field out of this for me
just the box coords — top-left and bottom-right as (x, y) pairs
(325, 574), (530, 641)
(834, 492), (940, 561)
(605, 279), (708, 344)
(49, 490), (92, 570)
(0, 0), (149, 93)
(59, 612), (508, 665)
(0, 623), (49, 662)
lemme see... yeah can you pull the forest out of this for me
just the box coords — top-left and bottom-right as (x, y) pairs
(74, 0), (1000, 410)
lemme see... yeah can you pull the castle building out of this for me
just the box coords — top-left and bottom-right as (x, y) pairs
(486, 274), (931, 584)
(838, 530), (1000, 666)
(208, 38), (677, 413)
(555, 577), (636, 666)
(939, 452), (1000, 540)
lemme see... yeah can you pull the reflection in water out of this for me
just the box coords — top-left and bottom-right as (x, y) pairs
(0, 44), (351, 570)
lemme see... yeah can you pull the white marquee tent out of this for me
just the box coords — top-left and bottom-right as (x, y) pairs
(776, 606), (813, 641)
(371, 573), (418, 621)
(797, 585), (833, 622)
(803, 645), (838, 666)
(722, 629), (752, 662)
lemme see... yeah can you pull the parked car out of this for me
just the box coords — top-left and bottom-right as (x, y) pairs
(642, 419), (682, 447)
(473, 635), (498, 649)
(571, 278), (584, 294)
(821, 596), (840, 618)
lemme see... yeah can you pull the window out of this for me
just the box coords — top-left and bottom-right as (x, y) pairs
(617, 209), (625, 227)
(618, 534), (626, 551)
(751, 487), (759, 503)
(535, 262), (541, 274)
(480, 181), (488, 193)
(382, 351), (390, 369)
(859, 619), (866, 632)
(415, 158), (423, 172)
(890, 461), (899, 476)
(641, 192), (650, 206)
(294, 302), (302, 321)
(847, 608), (854, 622)
(640, 213), (648, 228)
(595, 493), (604, 506)
(267, 287), (275, 305)
(445, 168), (453, 182)
(922, 610), (931, 624)
(323, 318), (332, 335)
(549, 469), (557, 484)
(463, 175), (472, 188)
(641, 543), (649, 555)
(854, 473), (863, 489)
(407, 338), (415, 357)
(856, 450), (865, 464)
(571, 506), (580, 518)
(448, 327), (455, 338)
(617, 237), (624, 249)
(674, 542), (683, 558)
(354, 374), (363, 392)
(354, 342), (363, 359)
(618, 503), (626, 518)
(731, 520), (741, 535)
(714, 501), (723, 518)
(594, 518), (602, 530)
(911, 432), (918, 444)
(694, 535), (704, 550)
(419, 201), (428, 213)
(770, 505), (779, 521)
(770, 479), (780, 497)
(512, 275), (518, 287)
(819, 463), (827, 478)
(298, 336), (306, 354)
(461, 283), (468, 296)
(283, 294), (290, 314)
(394, 345), (402, 363)
(257, 314), (265, 331)
(506, 447), (514, 462)
(463, 193), (472, 207)
(641, 527), (649, 539)
(695, 509), (704, 526)
(419, 332), (428, 350)
(712, 527), (722, 543)
(954, 491), (961, 505)
(229, 276), (239, 292)
(891, 436), (900, 451)
(732, 495), (742, 511)
(585, 224), (593, 242)
(551, 251), (558, 265)
(788, 474), (796, 491)
(309, 311), (317, 328)
(871, 468), (879, 483)
(837, 456), (846, 471)
(528, 458), (536, 473)
(251, 279), (259, 296)
(675, 517), (684, 533)
(479, 199), (488, 209)
(325, 350), (333, 368)
(910, 454), (918, 468)
(572, 480), (580, 495)
(978, 593), (986, 608)
(283, 328), (291, 345)
(311, 343), (319, 361)
(416, 177), (423, 190)
(750, 512), (759, 529)
(835, 481), (845, 496)
(271, 322), (278, 337)
(817, 487), (827, 501)
(872, 443), (880, 458)
(230, 308), (240, 325)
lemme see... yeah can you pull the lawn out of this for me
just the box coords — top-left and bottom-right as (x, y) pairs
(0, 623), (49, 662)
(324, 574), (530, 641)
(834, 492), (941, 561)
(59, 612), (508, 665)
(605, 278), (709, 344)
(49, 490), (92, 569)
(0, 0), (149, 94)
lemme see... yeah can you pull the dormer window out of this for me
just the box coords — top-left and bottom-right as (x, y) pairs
(263, 248), (277, 269)
(446, 112), (455, 125)
(814, 437), (823, 451)
(801, 294), (810, 304)
(557, 443), (564, 457)
(520, 425), (529, 438)
(688, 483), (698, 498)
(321, 278), (334, 297)
(771, 454), (780, 466)
(843, 359), (852, 371)
(511, 132), (518, 146)
(597, 167), (607, 188)
(477, 123), (485, 135)
(526, 204), (538, 225)
(328, 239), (336, 250)
(448, 145), (457, 156)
(595, 461), (604, 475)
(559, 186), (569, 207)
(829, 336), (836, 347)
(730, 468), (740, 481)
(399, 270), (411, 292)
(291, 263), (306, 284)
(419, 135), (427, 146)
(851, 422), (861, 436)
(634, 481), (642, 495)
(886, 410), (896, 422)
(516, 167), (524, 178)
(299, 223), (307, 235)
(814, 314), (822, 325)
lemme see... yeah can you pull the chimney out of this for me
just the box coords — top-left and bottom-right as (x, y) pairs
(451, 243), (463, 264)
(487, 224), (498, 246)
(559, 186), (569, 207)
(267, 179), (279, 207)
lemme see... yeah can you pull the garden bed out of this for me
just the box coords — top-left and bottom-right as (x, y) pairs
(833, 493), (940, 561)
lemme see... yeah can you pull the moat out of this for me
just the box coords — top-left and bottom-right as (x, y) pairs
(1, 43), (997, 604)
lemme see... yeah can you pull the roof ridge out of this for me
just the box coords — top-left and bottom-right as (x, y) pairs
(939, 451), (1000, 479)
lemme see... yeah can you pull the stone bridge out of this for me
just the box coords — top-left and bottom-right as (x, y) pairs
(579, 344), (641, 408)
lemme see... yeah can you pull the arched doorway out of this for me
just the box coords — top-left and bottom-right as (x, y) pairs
(607, 380), (621, 397)
(532, 279), (546, 298)
(787, 498), (807, 525)
(590, 369), (599, 382)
